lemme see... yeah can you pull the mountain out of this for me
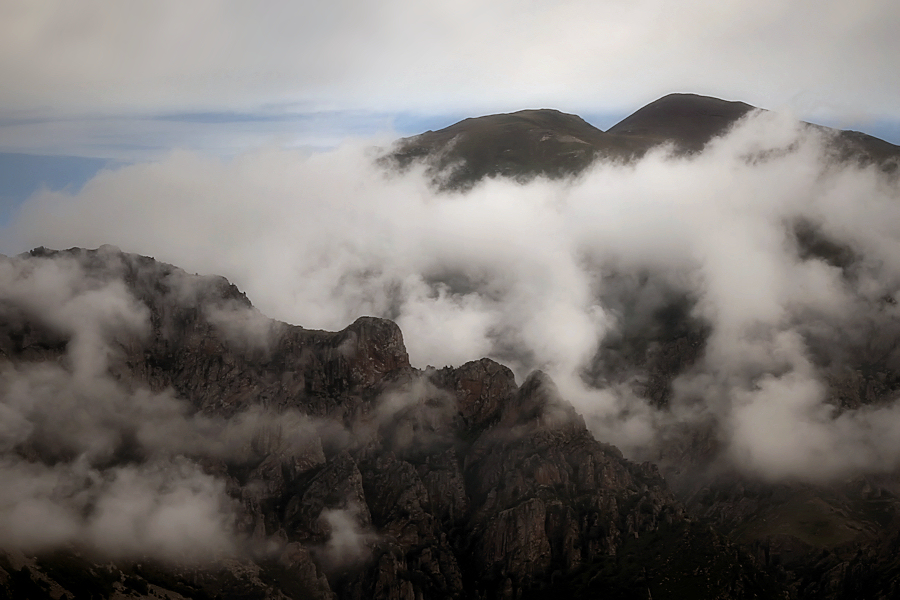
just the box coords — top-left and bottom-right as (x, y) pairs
(0, 246), (777, 599)
(4, 94), (900, 599)
(384, 93), (900, 189)
(385, 109), (644, 188)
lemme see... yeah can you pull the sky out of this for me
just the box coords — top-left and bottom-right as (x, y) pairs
(3, 1), (900, 479)
(1, 0), (899, 208)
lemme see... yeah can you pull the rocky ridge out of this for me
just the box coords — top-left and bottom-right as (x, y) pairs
(0, 246), (775, 599)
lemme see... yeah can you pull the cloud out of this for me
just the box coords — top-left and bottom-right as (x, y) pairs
(0, 356), (243, 560)
(0, 456), (236, 560)
(5, 109), (900, 485)
(318, 506), (377, 572)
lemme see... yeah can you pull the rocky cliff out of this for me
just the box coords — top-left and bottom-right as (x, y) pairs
(0, 246), (779, 599)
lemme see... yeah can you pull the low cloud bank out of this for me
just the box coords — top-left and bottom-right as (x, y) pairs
(5, 110), (900, 482)
(0, 254), (349, 560)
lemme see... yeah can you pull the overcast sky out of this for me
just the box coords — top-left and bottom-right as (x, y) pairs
(2, 0), (900, 157)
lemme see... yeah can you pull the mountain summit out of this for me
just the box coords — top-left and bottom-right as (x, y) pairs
(385, 93), (900, 188)
(606, 93), (754, 150)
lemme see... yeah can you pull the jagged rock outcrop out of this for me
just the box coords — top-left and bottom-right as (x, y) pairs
(431, 357), (518, 429)
(460, 373), (682, 596)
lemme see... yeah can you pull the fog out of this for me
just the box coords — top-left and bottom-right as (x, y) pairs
(0, 253), (357, 560)
(4, 109), (900, 490)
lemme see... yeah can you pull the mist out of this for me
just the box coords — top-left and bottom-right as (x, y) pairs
(0, 252), (362, 560)
(4, 109), (900, 484)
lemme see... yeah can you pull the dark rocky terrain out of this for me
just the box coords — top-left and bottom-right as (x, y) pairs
(3, 94), (900, 599)
(0, 246), (776, 599)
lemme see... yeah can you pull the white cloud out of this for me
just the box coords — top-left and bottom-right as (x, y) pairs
(6, 110), (900, 482)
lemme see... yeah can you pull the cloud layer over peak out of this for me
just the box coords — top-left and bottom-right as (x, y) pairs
(5, 109), (900, 483)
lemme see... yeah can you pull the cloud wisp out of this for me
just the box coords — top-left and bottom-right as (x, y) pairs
(5, 110), (900, 483)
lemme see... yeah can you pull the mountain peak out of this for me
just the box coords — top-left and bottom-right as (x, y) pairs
(385, 93), (899, 189)
(607, 93), (756, 150)
(386, 107), (614, 188)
